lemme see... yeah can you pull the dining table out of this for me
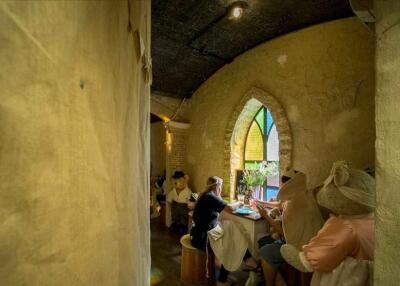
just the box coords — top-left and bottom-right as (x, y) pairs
(219, 208), (270, 256)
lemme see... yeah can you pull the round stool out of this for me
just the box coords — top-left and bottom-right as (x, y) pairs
(180, 234), (207, 284)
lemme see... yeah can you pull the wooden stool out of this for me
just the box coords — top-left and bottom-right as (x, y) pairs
(180, 234), (207, 284)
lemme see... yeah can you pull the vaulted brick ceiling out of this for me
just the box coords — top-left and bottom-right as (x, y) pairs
(152, 0), (354, 98)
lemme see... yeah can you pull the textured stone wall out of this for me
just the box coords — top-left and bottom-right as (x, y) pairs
(0, 1), (150, 285)
(184, 17), (375, 193)
(151, 122), (166, 177)
(164, 121), (190, 226)
(165, 121), (190, 184)
(375, 1), (400, 284)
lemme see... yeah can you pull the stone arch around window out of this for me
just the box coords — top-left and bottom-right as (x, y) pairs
(223, 87), (292, 199)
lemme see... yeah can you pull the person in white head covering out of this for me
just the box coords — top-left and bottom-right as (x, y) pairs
(281, 161), (375, 286)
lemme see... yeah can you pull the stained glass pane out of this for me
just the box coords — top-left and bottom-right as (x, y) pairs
(265, 187), (280, 201)
(255, 107), (264, 134)
(267, 171), (280, 188)
(266, 108), (274, 134)
(244, 162), (260, 170)
(245, 121), (264, 161)
(267, 124), (279, 161)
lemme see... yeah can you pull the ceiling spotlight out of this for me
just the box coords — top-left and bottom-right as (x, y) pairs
(229, 1), (248, 20)
(231, 6), (243, 18)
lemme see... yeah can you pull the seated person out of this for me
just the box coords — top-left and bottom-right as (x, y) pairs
(155, 170), (166, 203)
(167, 170), (192, 234)
(191, 176), (257, 286)
(257, 202), (286, 286)
(154, 175), (166, 203)
(256, 173), (294, 286)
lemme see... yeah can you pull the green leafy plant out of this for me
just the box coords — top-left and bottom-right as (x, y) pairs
(241, 161), (278, 187)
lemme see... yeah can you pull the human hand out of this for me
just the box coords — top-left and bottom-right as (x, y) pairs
(269, 207), (281, 219)
(230, 201), (243, 210)
(187, 201), (196, 210)
(256, 205), (268, 218)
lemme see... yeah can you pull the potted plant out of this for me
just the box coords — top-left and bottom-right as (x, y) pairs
(241, 161), (278, 203)
(236, 185), (247, 203)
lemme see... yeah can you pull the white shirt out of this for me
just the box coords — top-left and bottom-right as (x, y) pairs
(167, 187), (192, 204)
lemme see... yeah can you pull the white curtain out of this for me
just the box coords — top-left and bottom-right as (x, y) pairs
(0, 1), (151, 285)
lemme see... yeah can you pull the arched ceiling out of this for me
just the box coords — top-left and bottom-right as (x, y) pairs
(152, 0), (354, 98)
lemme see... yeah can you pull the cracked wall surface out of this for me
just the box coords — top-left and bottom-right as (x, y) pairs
(184, 17), (375, 193)
(375, 0), (400, 284)
(0, 1), (150, 285)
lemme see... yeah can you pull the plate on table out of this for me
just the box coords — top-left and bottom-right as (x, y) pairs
(234, 207), (255, 215)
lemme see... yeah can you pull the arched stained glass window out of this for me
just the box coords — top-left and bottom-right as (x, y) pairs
(244, 106), (280, 200)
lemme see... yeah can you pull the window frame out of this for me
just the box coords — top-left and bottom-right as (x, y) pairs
(243, 106), (280, 201)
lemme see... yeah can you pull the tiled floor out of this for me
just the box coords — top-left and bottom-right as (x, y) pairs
(151, 217), (185, 286)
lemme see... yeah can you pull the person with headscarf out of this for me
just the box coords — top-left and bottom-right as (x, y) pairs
(281, 161), (375, 286)
(190, 176), (257, 286)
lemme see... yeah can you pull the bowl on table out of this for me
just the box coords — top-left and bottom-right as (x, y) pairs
(234, 207), (255, 215)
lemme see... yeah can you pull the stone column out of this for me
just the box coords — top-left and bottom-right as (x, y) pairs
(375, 1), (400, 284)
(164, 121), (190, 226)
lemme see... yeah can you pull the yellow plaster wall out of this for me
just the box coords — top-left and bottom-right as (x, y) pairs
(185, 17), (375, 193)
(151, 122), (166, 176)
(0, 1), (150, 285)
(375, 1), (400, 284)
